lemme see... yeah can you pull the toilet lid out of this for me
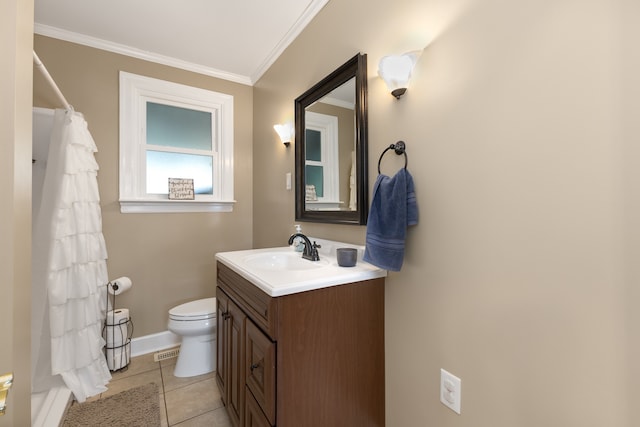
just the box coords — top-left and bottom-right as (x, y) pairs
(169, 297), (216, 320)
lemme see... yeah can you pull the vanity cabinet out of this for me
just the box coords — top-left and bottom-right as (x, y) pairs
(245, 320), (276, 424)
(216, 290), (246, 426)
(245, 390), (272, 427)
(215, 261), (385, 427)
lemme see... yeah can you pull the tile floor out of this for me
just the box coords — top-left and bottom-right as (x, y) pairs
(70, 349), (231, 426)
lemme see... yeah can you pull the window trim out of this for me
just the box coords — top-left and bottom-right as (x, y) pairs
(119, 71), (234, 213)
(304, 111), (340, 209)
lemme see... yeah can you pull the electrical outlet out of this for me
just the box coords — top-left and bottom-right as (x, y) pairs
(440, 369), (461, 414)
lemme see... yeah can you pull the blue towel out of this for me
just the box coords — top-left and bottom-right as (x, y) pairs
(363, 168), (418, 271)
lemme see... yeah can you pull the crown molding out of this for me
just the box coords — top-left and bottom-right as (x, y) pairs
(34, 23), (253, 86)
(35, 0), (329, 86)
(250, 0), (330, 84)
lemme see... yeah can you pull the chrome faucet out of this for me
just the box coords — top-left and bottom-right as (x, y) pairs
(288, 233), (321, 261)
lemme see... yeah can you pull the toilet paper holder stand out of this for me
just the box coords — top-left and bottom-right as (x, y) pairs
(102, 280), (134, 372)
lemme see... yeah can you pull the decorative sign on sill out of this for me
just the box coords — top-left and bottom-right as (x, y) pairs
(168, 178), (195, 200)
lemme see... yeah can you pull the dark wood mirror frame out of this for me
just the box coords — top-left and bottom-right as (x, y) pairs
(294, 53), (368, 225)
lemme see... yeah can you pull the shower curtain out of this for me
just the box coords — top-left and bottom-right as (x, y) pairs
(32, 108), (111, 402)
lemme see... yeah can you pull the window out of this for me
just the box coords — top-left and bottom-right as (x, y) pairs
(119, 72), (234, 213)
(304, 111), (340, 210)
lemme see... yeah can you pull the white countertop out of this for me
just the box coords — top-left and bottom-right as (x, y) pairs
(215, 238), (387, 297)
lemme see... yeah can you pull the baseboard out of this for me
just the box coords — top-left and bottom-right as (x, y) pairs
(31, 386), (72, 427)
(130, 330), (180, 358)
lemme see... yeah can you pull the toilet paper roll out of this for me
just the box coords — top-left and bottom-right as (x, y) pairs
(108, 276), (132, 295)
(105, 325), (128, 347)
(106, 345), (131, 371)
(105, 309), (130, 347)
(106, 308), (129, 325)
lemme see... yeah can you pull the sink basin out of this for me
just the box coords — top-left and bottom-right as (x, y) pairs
(216, 240), (387, 297)
(244, 251), (330, 271)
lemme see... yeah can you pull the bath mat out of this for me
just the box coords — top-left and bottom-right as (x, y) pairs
(63, 382), (160, 426)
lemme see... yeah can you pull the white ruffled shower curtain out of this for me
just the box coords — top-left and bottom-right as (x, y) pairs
(32, 109), (111, 402)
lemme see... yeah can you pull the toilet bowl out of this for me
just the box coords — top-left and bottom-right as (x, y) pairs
(167, 297), (216, 378)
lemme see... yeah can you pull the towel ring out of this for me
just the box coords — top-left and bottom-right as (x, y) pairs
(377, 141), (407, 174)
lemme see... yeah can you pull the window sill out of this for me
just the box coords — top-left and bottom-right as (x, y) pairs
(119, 199), (235, 213)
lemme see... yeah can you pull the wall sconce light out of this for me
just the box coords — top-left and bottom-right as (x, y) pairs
(274, 123), (293, 147)
(378, 51), (421, 99)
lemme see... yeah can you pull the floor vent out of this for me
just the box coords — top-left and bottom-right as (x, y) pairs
(153, 347), (180, 362)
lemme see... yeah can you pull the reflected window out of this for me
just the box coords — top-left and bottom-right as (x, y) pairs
(305, 129), (322, 161)
(305, 164), (324, 198)
(304, 112), (339, 206)
(305, 129), (324, 198)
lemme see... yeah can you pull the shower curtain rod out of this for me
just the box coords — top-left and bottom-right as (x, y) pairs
(33, 50), (71, 110)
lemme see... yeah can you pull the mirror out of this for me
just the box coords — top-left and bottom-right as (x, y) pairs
(295, 53), (368, 224)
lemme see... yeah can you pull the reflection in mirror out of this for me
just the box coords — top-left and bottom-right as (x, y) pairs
(295, 54), (368, 224)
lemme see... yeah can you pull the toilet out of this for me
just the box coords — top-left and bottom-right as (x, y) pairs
(167, 297), (216, 378)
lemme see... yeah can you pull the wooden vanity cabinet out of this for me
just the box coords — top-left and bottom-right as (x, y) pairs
(216, 289), (247, 427)
(245, 320), (276, 424)
(245, 390), (272, 427)
(216, 261), (385, 427)
(215, 293), (229, 402)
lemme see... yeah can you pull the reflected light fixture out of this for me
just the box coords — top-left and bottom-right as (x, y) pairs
(378, 50), (421, 99)
(274, 123), (293, 147)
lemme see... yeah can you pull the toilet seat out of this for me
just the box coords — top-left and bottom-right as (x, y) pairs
(169, 297), (216, 321)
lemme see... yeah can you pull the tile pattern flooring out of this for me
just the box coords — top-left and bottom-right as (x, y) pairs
(70, 349), (231, 426)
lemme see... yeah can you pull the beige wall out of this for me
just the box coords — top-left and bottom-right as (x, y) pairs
(621, 0), (640, 421)
(1, 0), (33, 424)
(20, 0), (638, 424)
(33, 36), (254, 337)
(254, 0), (636, 425)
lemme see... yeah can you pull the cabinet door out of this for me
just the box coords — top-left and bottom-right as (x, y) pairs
(227, 299), (246, 427)
(245, 387), (273, 427)
(215, 288), (229, 403)
(245, 319), (276, 425)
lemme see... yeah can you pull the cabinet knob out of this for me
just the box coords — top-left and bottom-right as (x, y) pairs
(221, 311), (230, 320)
(250, 362), (261, 372)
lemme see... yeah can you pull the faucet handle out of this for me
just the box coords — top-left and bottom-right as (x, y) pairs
(310, 241), (321, 261)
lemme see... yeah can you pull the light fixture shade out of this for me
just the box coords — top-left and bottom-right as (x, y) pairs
(274, 123), (293, 146)
(378, 51), (421, 99)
